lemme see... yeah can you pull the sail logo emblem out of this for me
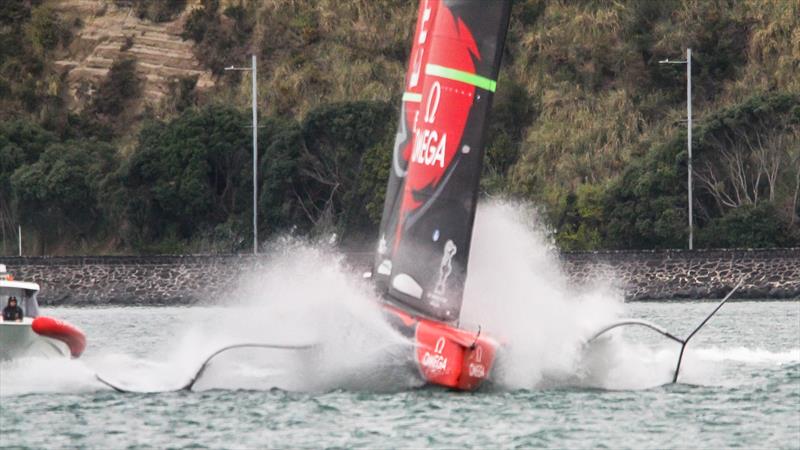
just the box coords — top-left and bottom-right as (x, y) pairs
(433, 240), (457, 296)
(377, 235), (388, 255)
(468, 362), (485, 378)
(434, 337), (446, 354)
(469, 345), (485, 378)
(410, 82), (447, 168)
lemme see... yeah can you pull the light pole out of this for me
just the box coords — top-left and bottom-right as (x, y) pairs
(225, 54), (258, 255)
(659, 48), (693, 250)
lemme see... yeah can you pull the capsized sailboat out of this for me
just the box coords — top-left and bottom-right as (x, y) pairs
(368, 0), (512, 390)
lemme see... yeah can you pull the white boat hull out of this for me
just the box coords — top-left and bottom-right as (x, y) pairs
(0, 319), (69, 360)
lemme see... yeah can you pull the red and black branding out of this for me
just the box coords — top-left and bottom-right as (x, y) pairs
(374, 0), (512, 322)
(382, 303), (498, 391)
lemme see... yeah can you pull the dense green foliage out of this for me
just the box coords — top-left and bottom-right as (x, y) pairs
(116, 101), (394, 252)
(123, 0), (186, 23)
(0, 0), (797, 254)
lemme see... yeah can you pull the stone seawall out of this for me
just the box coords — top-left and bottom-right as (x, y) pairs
(559, 248), (799, 300)
(2, 249), (798, 305)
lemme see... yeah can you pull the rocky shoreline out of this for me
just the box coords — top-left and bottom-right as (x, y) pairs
(2, 248), (798, 305)
(559, 248), (799, 300)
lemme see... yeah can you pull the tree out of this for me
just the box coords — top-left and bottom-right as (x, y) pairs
(259, 101), (396, 240)
(26, 5), (69, 55)
(121, 105), (251, 247)
(697, 202), (799, 248)
(694, 94), (798, 212)
(0, 120), (56, 250)
(10, 139), (116, 251)
(600, 136), (687, 249)
(90, 57), (141, 117)
(295, 101), (395, 236)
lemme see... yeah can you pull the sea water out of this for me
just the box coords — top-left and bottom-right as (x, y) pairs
(1, 202), (798, 448)
(1, 303), (797, 448)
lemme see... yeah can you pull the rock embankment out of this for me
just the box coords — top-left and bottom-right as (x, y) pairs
(2, 249), (798, 305)
(560, 248), (799, 300)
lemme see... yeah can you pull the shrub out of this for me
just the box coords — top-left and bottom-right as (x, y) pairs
(10, 139), (117, 243)
(91, 58), (141, 117)
(26, 5), (70, 55)
(697, 202), (799, 248)
(125, 0), (186, 23)
(181, 0), (252, 75)
(121, 105), (251, 245)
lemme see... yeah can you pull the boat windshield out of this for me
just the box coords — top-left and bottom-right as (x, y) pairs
(1, 288), (39, 318)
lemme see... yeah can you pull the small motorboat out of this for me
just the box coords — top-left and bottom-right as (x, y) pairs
(0, 264), (86, 360)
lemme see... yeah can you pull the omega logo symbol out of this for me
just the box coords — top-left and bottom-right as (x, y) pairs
(434, 337), (446, 354)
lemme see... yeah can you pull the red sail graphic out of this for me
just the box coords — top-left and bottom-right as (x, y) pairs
(374, 0), (512, 322)
(401, 9), (478, 210)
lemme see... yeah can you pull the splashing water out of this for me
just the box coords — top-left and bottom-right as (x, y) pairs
(93, 243), (417, 393)
(462, 200), (786, 390)
(2, 201), (797, 396)
(464, 200), (635, 389)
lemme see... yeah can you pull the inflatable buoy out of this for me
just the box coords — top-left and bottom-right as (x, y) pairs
(31, 316), (86, 357)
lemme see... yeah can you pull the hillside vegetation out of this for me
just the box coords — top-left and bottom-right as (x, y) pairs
(1, 0), (798, 255)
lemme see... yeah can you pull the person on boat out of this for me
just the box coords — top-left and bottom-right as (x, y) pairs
(2, 296), (23, 322)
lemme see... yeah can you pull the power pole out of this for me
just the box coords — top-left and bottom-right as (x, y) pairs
(226, 55), (259, 255)
(659, 48), (693, 250)
(686, 48), (693, 250)
(251, 54), (258, 255)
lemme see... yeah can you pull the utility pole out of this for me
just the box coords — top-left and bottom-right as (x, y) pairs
(225, 55), (259, 255)
(659, 48), (693, 250)
(18, 224), (22, 256)
(687, 48), (693, 250)
(251, 54), (257, 255)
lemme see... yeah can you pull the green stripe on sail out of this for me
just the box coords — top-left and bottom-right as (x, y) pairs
(402, 92), (423, 102)
(425, 64), (497, 92)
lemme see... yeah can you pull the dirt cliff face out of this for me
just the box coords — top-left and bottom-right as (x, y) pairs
(49, 0), (213, 113)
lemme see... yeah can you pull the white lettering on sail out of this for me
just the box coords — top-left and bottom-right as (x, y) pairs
(409, 1), (432, 89)
(410, 51), (424, 88)
(410, 81), (447, 168)
(418, 3), (432, 44)
(411, 130), (447, 168)
(424, 82), (441, 123)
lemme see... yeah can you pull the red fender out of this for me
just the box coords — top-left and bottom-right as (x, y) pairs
(31, 316), (87, 358)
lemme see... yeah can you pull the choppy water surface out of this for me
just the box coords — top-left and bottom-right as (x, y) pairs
(1, 302), (798, 449)
(2, 205), (799, 448)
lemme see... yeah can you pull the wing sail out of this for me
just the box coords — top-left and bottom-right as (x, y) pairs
(374, 0), (512, 321)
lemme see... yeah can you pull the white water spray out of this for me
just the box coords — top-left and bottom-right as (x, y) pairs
(463, 201), (630, 388)
(2, 202), (797, 396)
(188, 242), (416, 392)
(463, 200), (757, 390)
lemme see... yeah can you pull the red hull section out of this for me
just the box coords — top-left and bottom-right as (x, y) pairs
(382, 304), (497, 390)
(31, 316), (87, 357)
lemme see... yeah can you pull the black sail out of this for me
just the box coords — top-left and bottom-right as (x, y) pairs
(374, 0), (512, 322)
